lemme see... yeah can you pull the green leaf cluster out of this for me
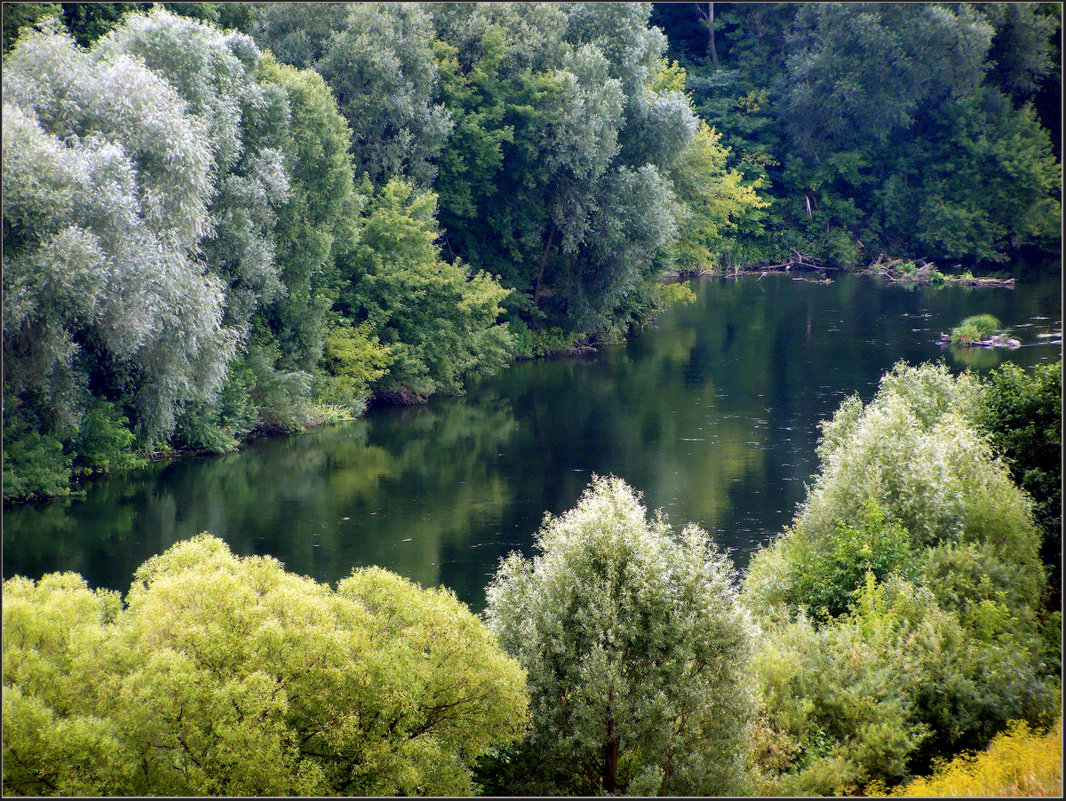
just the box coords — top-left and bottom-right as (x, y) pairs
(742, 362), (1058, 792)
(2, 535), (528, 796)
(977, 360), (1062, 595)
(654, 2), (1061, 269)
(484, 475), (754, 796)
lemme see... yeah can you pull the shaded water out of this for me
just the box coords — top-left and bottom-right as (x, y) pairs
(4, 270), (1061, 610)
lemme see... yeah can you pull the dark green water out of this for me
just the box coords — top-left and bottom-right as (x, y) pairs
(4, 270), (1061, 610)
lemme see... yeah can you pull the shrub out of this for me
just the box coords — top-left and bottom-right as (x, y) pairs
(749, 573), (1058, 794)
(749, 576), (939, 795)
(3, 535), (529, 796)
(2, 424), (72, 502)
(790, 499), (915, 622)
(977, 360), (1062, 600)
(888, 718), (1062, 797)
(951, 313), (1004, 346)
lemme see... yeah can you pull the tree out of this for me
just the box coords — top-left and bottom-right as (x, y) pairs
(3, 19), (234, 443)
(484, 475), (753, 796)
(978, 360), (1062, 604)
(669, 120), (770, 271)
(1, 2), (61, 52)
(3, 535), (529, 796)
(251, 2), (452, 188)
(660, 2), (1061, 269)
(430, 2), (710, 334)
(338, 178), (514, 403)
(744, 361), (1045, 624)
(95, 8), (291, 334)
(742, 362), (1058, 791)
(255, 55), (362, 374)
(782, 4), (993, 158)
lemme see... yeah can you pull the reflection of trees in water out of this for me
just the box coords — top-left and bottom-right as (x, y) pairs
(5, 270), (1059, 606)
(4, 399), (521, 603)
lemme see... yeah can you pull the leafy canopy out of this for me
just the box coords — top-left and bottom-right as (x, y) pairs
(485, 474), (754, 796)
(2, 534), (528, 796)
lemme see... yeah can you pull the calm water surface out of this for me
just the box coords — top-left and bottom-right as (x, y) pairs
(5, 270), (1061, 610)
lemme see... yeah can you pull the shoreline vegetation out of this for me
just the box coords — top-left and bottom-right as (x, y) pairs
(676, 254), (1019, 288)
(4, 4), (1059, 506)
(0, 263), (1047, 507)
(4, 361), (1061, 796)
(0, 260), (1031, 509)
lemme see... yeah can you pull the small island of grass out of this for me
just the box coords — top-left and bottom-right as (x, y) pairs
(943, 314), (1020, 348)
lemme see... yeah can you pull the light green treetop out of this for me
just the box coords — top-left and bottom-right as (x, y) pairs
(485, 474), (754, 796)
(3, 535), (529, 796)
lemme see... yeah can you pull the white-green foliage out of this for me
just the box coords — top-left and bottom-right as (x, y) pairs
(96, 8), (291, 331)
(745, 361), (1042, 622)
(564, 2), (695, 169)
(485, 475), (753, 796)
(3, 535), (529, 796)
(742, 361), (1056, 794)
(2, 20), (235, 437)
(252, 2), (452, 188)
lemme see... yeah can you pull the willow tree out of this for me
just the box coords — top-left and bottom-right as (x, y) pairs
(485, 475), (753, 796)
(251, 2), (451, 188)
(2, 18), (232, 444)
(742, 362), (1058, 791)
(429, 2), (704, 334)
(3, 535), (529, 796)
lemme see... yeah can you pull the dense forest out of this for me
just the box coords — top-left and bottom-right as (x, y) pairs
(651, 2), (1063, 268)
(4, 2), (1059, 503)
(2, 2), (1063, 797)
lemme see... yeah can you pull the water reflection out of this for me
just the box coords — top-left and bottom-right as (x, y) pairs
(4, 269), (1061, 610)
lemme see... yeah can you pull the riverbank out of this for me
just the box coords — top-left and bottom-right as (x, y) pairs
(0, 262), (1042, 508)
(670, 254), (1020, 289)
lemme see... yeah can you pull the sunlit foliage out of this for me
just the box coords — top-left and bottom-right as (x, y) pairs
(742, 361), (1058, 793)
(2, 535), (528, 796)
(338, 178), (514, 403)
(484, 475), (753, 796)
(888, 717), (1062, 797)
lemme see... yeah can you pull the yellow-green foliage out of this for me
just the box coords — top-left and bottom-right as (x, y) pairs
(889, 718), (1062, 797)
(3, 535), (529, 796)
(670, 122), (770, 272)
(655, 280), (697, 310)
(316, 322), (394, 410)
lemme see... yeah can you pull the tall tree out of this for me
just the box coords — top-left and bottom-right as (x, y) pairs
(485, 475), (753, 796)
(337, 178), (514, 403)
(251, 2), (452, 188)
(3, 18), (233, 440)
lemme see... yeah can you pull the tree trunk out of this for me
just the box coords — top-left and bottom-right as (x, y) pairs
(532, 223), (557, 307)
(603, 719), (619, 794)
(707, 3), (719, 66)
(601, 688), (619, 794)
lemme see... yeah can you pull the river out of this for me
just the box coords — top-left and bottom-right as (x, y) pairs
(4, 268), (1061, 610)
